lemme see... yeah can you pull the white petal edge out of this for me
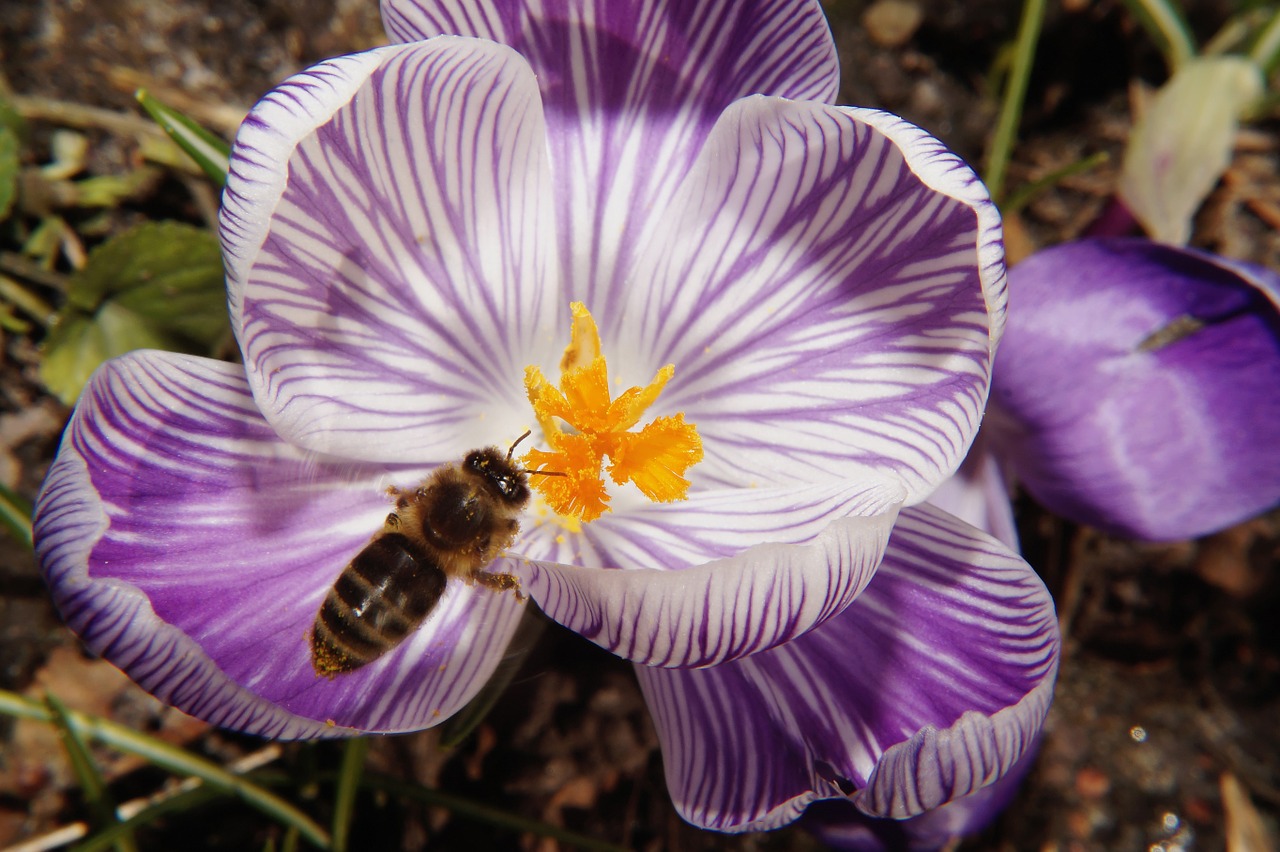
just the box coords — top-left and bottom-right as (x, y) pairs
(504, 478), (905, 666)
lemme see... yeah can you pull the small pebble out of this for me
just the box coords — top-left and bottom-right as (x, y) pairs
(862, 0), (924, 49)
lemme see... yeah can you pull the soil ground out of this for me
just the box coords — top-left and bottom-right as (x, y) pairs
(1, 1), (1278, 850)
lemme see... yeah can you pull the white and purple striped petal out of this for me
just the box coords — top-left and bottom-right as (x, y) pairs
(634, 504), (1058, 832)
(34, 351), (526, 737)
(380, 0), (839, 320)
(802, 747), (1038, 850)
(927, 431), (1019, 551)
(604, 97), (1005, 501)
(221, 38), (560, 463)
(991, 238), (1280, 540)
(505, 477), (905, 666)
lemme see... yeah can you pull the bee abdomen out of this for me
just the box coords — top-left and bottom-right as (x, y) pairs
(310, 533), (448, 677)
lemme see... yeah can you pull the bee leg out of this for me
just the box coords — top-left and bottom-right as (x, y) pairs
(472, 569), (523, 599)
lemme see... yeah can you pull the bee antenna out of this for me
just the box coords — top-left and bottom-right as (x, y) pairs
(506, 429), (533, 461)
(525, 469), (568, 478)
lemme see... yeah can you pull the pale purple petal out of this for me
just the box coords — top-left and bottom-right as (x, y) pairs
(604, 98), (1006, 501)
(35, 351), (525, 737)
(634, 504), (1058, 831)
(504, 478), (905, 667)
(991, 238), (1280, 540)
(380, 0), (839, 319)
(927, 431), (1019, 551)
(220, 38), (559, 463)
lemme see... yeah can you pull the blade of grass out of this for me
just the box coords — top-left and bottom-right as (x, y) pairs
(1249, 9), (1280, 75)
(71, 787), (225, 852)
(985, 0), (1046, 204)
(251, 769), (631, 852)
(1120, 0), (1196, 72)
(71, 746), (283, 852)
(135, 90), (230, 187)
(330, 737), (368, 852)
(0, 690), (330, 849)
(1002, 151), (1111, 214)
(0, 480), (33, 549)
(45, 694), (140, 852)
(358, 772), (629, 852)
(0, 272), (57, 328)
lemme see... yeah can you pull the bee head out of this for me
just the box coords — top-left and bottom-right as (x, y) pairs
(464, 447), (531, 506)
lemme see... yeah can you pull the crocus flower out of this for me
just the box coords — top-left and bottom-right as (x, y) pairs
(986, 237), (1280, 541)
(34, 0), (1058, 839)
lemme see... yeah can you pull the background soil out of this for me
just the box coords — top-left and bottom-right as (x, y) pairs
(1, 0), (1278, 850)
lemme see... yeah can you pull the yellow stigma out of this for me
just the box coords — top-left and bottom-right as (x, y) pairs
(523, 302), (703, 522)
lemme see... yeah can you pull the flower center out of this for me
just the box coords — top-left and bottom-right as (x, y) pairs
(522, 302), (703, 522)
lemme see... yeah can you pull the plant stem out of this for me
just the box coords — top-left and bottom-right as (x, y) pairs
(986, 0), (1046, 204)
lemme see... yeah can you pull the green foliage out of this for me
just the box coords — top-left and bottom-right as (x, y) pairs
(0, 481), (33, 548)
(0, 126), (18, 221)
(40, 221), (229, 404)
(135, 89), (230, 186)
(45, 693), (140, 852)
(1119, 0), (1196, 72)
(0, 689), (331, 849)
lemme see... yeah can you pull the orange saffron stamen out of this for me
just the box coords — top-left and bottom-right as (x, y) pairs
(523, 302), (703, 522)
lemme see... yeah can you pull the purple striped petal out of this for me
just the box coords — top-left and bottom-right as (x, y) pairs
(927, 432), (1018, 551)
(34, 351), (526, 737)
(380, 0), (839, 318)
(606, 98), (1005, 501)
(803, 747), (1038, 850)
(504, 479), (905, 667)
(991, 238), (1280, 540)
(634, 504), (1058, 831)
(220, 38), (559, 463)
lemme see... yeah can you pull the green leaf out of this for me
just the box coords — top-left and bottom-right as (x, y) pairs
(135, 90), (230, 186)
(65, 221), (223, 316)
(0, 94), (26, 141)
(41, 220), (229, 402)
(0, 127), (18, 222)
(41, 305), (176, 404)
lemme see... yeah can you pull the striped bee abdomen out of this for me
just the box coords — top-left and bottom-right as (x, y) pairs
(310, 532), (448, 677)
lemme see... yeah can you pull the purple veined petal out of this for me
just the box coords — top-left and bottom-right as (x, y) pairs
(634, 504), (1058, 832)
(802, 745), (1039, 851)
(221, 38), (561, 463)
(991, 237), (1280, 540)
(604, 97), (1005, 502)
(501, 477), (907, 667)
(34, 351), (526, 737)
(379, 0), (839, 321)
(927, 429), (1019, 551)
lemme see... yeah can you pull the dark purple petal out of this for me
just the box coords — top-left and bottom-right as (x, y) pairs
(606, 99), (1006, 501)
(991, 237), (1280, 540)
(634, 504), (1058, 831)
(221, 39), (559, 463)
(35, 351), (525, 737)
(379, 0), (838, 319)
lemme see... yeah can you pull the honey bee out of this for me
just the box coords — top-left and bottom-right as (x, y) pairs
(310, 431), (549, 677)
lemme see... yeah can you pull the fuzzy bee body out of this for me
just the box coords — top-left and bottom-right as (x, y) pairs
(310, 445), (531, 678)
